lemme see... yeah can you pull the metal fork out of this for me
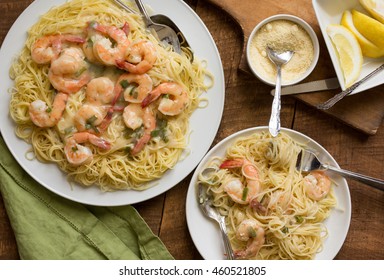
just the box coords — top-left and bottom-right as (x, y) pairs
(316, 63), (384, 110)
(197, 172), (235, 260)
(296, 149), (384, 191)
(114, 0), (181, 53)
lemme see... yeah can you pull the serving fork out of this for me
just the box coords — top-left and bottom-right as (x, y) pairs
(296, 148), (384, 191)
(114, 0), (183, 54)
(316, 63), (384, 110)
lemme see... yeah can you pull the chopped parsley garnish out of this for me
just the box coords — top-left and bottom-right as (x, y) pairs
(247, 226), (257, 238)
(64, 127), (74, 135)
(281, 227), (289, 234)
(120, 79), (129, 89)
(295, 215), (304, 223)
(150, 117), (168, 142)
(241, 187), (249, 201)
(75, 66), (87, 77)
(86, 115), (99, 133)
(126, 84), (138, 99)
(87, 38), (93, 47)
(124, 126), (143, 140)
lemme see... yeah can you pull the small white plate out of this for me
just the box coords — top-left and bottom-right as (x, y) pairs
(312, 0), (384, 92)
(186, 126), (351, 260)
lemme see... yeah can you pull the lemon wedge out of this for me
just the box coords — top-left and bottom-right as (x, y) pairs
(352, 9), (384, 48)
(341, 10), (384, 57)
(326, 24), (363, 87)
(359, 0), (384, 23)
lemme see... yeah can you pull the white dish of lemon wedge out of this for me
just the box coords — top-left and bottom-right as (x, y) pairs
(313, 0), (384, 92)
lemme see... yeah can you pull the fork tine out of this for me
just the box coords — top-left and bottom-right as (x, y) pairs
(296, 148), (325, 173)
(295, 150), (303, 171)
(198, 183), (205, 203)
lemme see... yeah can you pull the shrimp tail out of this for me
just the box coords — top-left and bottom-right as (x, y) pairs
(235, 237), (264, 259)
(97, 110), (114, 133)
(220, 158), (244, 169)
(131, 133), (151, 155)
(97, 81), (125, 132)
(72, 132), (111, 150)
(141, 92), (159, 108)
(122, 22), (130, 36)
(115, 59), (131, 71)
(89, 136), (111, 150)
(250, 198), (267, 215)
(234, 250), (246, 259)
(64, 34), (86, 44)
(88, 21), (104, 32)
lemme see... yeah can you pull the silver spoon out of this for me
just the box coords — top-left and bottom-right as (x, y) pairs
(150, 14), (193, 60)
(133, 0), (181, 53)
(198, 168), (235, 260)
(266, 47), (294, 137)
(296, 149), (384, 191)
(114, 0), (181, 53)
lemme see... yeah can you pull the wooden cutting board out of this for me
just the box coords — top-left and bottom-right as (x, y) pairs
(205, 0), (384, 135)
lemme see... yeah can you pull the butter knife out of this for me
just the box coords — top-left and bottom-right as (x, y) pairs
(271, 78), (339, 96)
(317, 63), (384, 110)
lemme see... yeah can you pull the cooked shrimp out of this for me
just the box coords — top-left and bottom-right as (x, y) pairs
(114, 73), (153, 104)
(29, 92), (68, 127)
(82, 38), (99, 64)
(48, 47), (91, 94)
(220, 158), (260, 204)
(31, 34), (85, 64)
(82, 23), (101, 64)
(94, 77), (127, 133)
(234, 219), (265, 259)
(116, 40), (157, 74)
(122, 104), (156, 155)
(64, 132), (111, 166)
(74, 104), (108, 133)
(303, 171), (331, 201)
(123, 103), (145, 130)
(85, 77), (115, 105)
(141, 82), (189, 116)
(50, 47), (87, 76)
(89, 21), (130, 66)
(48, 72), (90, 95)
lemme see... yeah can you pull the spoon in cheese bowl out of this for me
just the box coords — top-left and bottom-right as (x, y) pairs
(266, 47), (294, 137)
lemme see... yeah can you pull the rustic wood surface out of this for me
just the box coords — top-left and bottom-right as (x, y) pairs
(207, 0), (384, 136)
(1, 0), (384, 260)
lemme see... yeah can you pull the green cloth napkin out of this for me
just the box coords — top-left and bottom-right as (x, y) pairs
(0, 135), (173, 260)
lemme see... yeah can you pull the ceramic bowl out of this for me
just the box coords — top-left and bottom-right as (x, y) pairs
(246, 14), (320, 86)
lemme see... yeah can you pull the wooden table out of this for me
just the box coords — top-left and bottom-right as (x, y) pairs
(1, 0), (383, 260)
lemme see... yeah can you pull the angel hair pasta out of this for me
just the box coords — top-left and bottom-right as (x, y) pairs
(198, 131), (336, 260)
(9, 0), (213, 191)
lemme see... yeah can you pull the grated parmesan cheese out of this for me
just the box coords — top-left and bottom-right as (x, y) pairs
(249, 19), (314, 84)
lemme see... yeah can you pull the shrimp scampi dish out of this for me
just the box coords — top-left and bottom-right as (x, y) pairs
(9, 0), (212, 191)
(198, 132), (337, 260)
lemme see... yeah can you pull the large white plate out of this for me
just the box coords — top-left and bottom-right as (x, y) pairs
(186, 127), (351, 260)
(312, 0), (384, 92)
(0, 0), (225, 206)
